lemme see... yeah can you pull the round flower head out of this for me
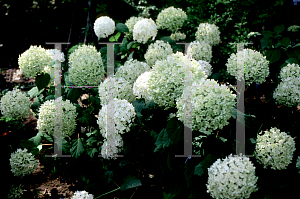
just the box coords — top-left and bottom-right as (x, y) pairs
(176, 78), (236, 133)
(46, 49), (65, 62)
(195, 23), (221, 46)
(9, 148), (38, 178)
(125, 16), (144, 38)
(254, 127), (296, 170)
(226, 48), (270, 86)
(0, 88), (32, 120)
(37, 97), (77, 138)
(148, 52), (207, 110)
(133, 18), (157, 44)
(279, 63), (300, 81)
(71, 190), (93, 199)
(101, 133), (124, 160)
(273, 78), (300, 107)
(98, 76), (136, 107)
(144, 40), (173, 67)
(296, 156), (300, 174)
(197, 60), (213, 77)
(187, 41), (213, 63)
(287, 25), (300, 32)
(133, 71), (154, 103)
(94, 16), (115, 39)
(68, 45), (105, 86)
(18, 45), (53, 78)
(170, 32), (186, 41)
(115, 59), (151, 85)
(206, 153), (259, 199)
(156, 6), (187, 32)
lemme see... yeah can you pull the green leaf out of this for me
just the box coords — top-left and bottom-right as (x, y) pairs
(285, 58), (299, 64)
(70, 138), (85, 158)
(36, 73), (50, 91)
(154, 128), (171, 153)
(86, 130), (98, 137)
(120, 37), (128, 53)
(55, 137), (70, 153)
(86, 136), (98, 146)
(162, 192), (177, 199)
(66, 88), (82, 103)
(45, 95), (55, 101)
(218, 136), (227, 143)
(42, 133), (53, 142)
(265, 49), (281, 63)
(100, 47), (107, 55)
(184, 159), (194, 188)
(250, 138), (256, 144)
(115, 32), (121, 41)
(29, 131), (43, 146)
(211, 72), (221, 81)
(166, 117), (183, 145)
(28, 86), (44, 98)
(127, 41), (135, 50)
(116, 23), (129, 33)
(127, 51), (134, 60)
(87, 147), (98, 158)
(132, 43), (140, 49)
(120, 175), (142, 191)
(262, 30), (274, 39)
(286, 48), (300, 59)
(31, 101), (40, 110)
(109, 36), (116, 42)
(194, 154), (216, 177)
(20, 139), (39, 156)
(160, 36), (176, 45)
(131, 99), (145, 113)
(278, 37), (290, 47)
(274, 24), (284, 35)
(78, 113), (95, 126)
(260, 37), (272, 50)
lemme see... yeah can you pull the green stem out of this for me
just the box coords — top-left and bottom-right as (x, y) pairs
(94, 187), (121, 198)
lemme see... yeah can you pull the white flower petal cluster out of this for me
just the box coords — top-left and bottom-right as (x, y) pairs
(254, 127), (296, 170)
(167, 112), (176, 121)
(0, 88), (32, 120)
(279, 63), (300, 81)
(273, 78), (300, 107)
(7, 184), (26, 199)
(133, 71), (154, 103)
(170, 32), (186, 41)
(94, 16), (115, 39)
(37, 97), (77, 138)
(156, 6), (187, 32)
(195, 23), (221, 46)
(187, 41), (213, 63)
(71, 190), (93, 199)
(296, 156), (300, 174)
(148, 52), (207, 110)
(206, 153), (259, 199)
(133, 18), (157, 44)
(226, 48), (270, 86)
(115, 59), (151, 84)
(9, 148), (38, 178)
(197, 60), (213, 76)
(98, 76), (136, 107)
(46, 49), (65, 62)
(97, 98), (136, 159)
(176, 78), (236, 133)
(144, 40), (173, 67)
(18, 45), (53, 78)
(68, 45), (105, 86)
(287, 25), (300, 32)
(125, 16), (144, 38)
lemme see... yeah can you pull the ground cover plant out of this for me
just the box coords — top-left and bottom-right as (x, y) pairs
(1, 0), (300, 198)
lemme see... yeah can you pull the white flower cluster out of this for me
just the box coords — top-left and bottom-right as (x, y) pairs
(98, 76), (136, 107)
(71, 190), (93, 199)
(133, 71), (154, 103)
(206, 153), (259, 199)
(156, 6), (187, 32)
(170, 32), (186, 41)
(273, 63), (300, 107)
(18, 45), (53, 78)
(94, 16), (115, 39)
(125, 16), (144, 38)
(115, 59), (151, 85)
(46, 49), (65, 62)
(167, 112), (176, 121)
(287, 25), (300, 32)
(197, 60), (213, 77)
(296, 156), (300, 174)
(148, 52), (207, 110)
(0, 88), (32, 120)
(133, 18), (157, 44)
(97, 98), (136, 159)
(7, 184), (26, 199)
(226, 48), (270, 86)
(144, 40), (173, 67)
(37, 97), (77, 138)
(9, 148), (38, 178)
(176, 78), (236, 133)
(187, 41), (213, 63)
(195, 23), (221, 46)
(68, 45), (105, 86)
(254, 127), (296, 170)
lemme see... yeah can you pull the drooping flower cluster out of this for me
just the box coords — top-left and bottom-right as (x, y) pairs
(133, 71), (154, 103)
(18, 45), (53, 78)
(195, 23), (221, 46)
(133, 18), (157, 44)
(187, 41), (212, 63)
(176, 78), (236, 133)
(0, 88), (32, 120)
(170, 32), (186, 41)
(147, 52), (207, 110)
(9, 148), (38, 178)
(155, 6), (187, 32)
(115, 59), (151, 84)
(71, 190), (93, 199)
(68, 45), (105, 86)
(94, 16), (115, 39)
(7, 184), (26, 199)
(37, 97), (77, 138)
(254, 127), (296, 170)
(46, 49), (65, 63)
(206, 153), (259, 199)
(98, 76), (136, 106)
(197, 60), (213, 77)
(226, 48), (270, 86)
(296, 156), (300, 174)
(144, 40), (173, 67)
(124, 16), (144, 38)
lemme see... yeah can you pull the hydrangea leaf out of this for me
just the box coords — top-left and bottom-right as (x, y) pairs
(154, 128), (171, 153)
(116, 23), (129, 33)
(265, 49), (281, 63)
(70, 138), (85, 159)
(160, 36), (176, 45)
(28, 86), (44, 98)
(166, 117), (183, 145)
(274, 24), (285, 35)
(36, 73), (50, 91)
(278, 37), (290, 47)
(29, 131), (43, 146)
(55, 137), (70, 154)
(194, 154), (216, 177)
(120, 175), (142, 191)
(66, 88), (82, 103)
